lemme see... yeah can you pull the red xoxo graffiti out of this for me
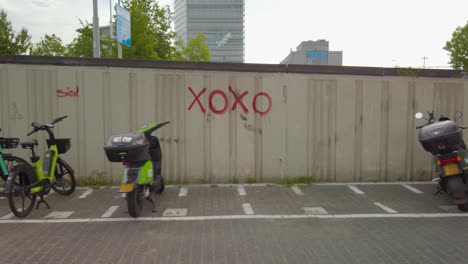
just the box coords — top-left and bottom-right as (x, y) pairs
(188, 86), (272, 116)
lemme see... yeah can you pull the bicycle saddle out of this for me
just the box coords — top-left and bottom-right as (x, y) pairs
(20, 140), (38, 148)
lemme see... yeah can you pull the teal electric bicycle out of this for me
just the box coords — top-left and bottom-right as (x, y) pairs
(104, 122), (169, 217)
(5, 116), (77, 218)
(0, 130), (28, 198)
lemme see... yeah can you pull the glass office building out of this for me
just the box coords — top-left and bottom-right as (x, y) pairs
(174, 0), (245, 63)
(281, 40), (343, 66)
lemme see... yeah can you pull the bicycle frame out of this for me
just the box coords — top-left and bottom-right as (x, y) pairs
(22, 116), (70, 194)
(0, 146), (8, 178)
(0, 135), (21, 179)
(30, 144), (59, 193)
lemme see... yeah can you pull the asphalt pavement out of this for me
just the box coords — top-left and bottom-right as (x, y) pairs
(0, 183), (467, 264)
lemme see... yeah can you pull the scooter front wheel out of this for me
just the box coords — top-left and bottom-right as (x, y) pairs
(127, 185), (143, 217)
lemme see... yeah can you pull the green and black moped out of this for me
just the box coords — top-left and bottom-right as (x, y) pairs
(104, 122), (169, 217)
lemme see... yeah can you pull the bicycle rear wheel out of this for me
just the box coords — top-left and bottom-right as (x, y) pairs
(2, 155), (27, 181)
(7, 163), (37, 218)
(51, 158), (76, 195)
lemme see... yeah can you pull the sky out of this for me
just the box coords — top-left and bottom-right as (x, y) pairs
(1, 0), (467, 68)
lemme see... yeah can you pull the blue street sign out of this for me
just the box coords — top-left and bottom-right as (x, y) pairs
(116, 4), (131, 47)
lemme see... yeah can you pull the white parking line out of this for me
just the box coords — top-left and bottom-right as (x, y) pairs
(0, 213), (13, 220)
(402, 184), (423, 194)
(45, 211), (75, 219)
(101, 206), (119, 218)
(291, 186), (304, 195)
(78, 188), (93, 199)
(4, 213), (468, 224)
(374, 202), (398, 214)
(348, 185), (365, 195)
(179, 186), (188, 197)
(318, 182), (437, 186)
(302, 207), (328, 215)
(242, 203), (254, 215)
(438, 205), (458, 212)
(163, 208), (188, 217)
(237, 185), (246, 196)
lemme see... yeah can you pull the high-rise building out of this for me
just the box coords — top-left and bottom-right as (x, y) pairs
(174, 0), (245, 63)
(281, 40), (343, 66)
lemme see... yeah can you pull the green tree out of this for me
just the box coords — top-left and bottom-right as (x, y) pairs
(31, 34), (66, 56)
(120, 0), (176, 60)
(175, 34), (210, 62)
(183, 34), (210, 62)
(0, 9), (32, 55)
(444, 22), (468, 70)
(67, 20), (113, 58)
(65, 1), (210, 61)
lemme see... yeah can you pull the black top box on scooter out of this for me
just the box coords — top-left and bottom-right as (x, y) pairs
(104, 133), (150, 162)
(418, 120), (463, 155)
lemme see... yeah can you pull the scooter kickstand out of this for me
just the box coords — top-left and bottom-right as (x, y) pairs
(151, 192), (157, 212)
(36, 194), (50, 209)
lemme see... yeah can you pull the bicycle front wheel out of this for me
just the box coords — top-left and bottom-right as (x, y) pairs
(51, 158), (76, 196)
(7, 163), (37, 218)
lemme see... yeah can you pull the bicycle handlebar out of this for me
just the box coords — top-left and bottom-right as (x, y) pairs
(52, 115), (68, 125)
(27, 116), (68, 137)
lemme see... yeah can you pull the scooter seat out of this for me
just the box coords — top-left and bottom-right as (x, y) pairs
(20, 140), (38, 148)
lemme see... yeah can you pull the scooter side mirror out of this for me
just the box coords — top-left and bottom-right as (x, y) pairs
(415, 112), (424, 119)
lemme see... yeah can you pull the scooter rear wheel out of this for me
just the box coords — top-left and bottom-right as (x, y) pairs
(458, 203), (468, 212)
(155, 175), (165, 194)
(127, 185), (143, 217)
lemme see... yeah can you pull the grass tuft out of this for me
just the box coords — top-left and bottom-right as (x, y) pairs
(278, 176), (315, 187)
(245, 177), (257, 184)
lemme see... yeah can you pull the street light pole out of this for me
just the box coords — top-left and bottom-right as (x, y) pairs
(117, 0), (122, 59)
(422, 56), (428, 68)
(109, 0), (113, 38)
(93, 0), (101, 58)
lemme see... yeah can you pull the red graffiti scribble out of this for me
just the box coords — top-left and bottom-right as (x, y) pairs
(188, 87), (207, 113)
(209, 89), (229, 114)
(229, 86), (249, 114)
(252, 92), (272, 116)
(57, 85), (80, 97)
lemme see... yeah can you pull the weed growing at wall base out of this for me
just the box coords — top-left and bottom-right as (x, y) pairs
(77, 176), (111, 189)
(279, 176), (315, 187)
(77, 170), (111, 189)
(245, 177), (257, 184)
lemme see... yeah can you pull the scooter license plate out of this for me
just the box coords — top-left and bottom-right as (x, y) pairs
(119, 183), (134, 192)
(443, 164), (460, 176)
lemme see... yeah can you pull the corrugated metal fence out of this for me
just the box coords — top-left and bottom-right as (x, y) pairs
(1, 56), (467, 183)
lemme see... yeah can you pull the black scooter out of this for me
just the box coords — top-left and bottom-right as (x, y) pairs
(415, 111), (468, 211)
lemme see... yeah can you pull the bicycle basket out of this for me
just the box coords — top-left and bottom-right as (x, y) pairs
(0, 137), (20, 149)
(46, 138), (71, 154)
